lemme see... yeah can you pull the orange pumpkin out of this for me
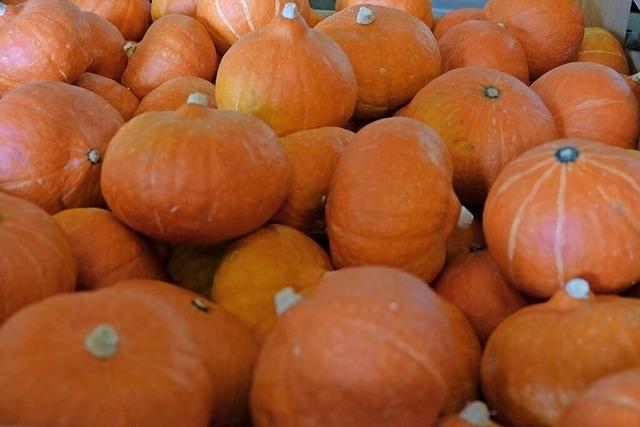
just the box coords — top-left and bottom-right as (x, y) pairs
(0, 81), (123, 213)
(308, 8), (327, 27)
(0, 193), (77, 323)
(134, 76), (216, 117)
(168, 244), (226, 297)
(433, 8), (486, 39)
(446, 207), (486, 262)
(403, 67), (557, 204)
(0, 0), (92, 95)
(101, 94), (288, 245)
(484, 139), (640, 298)
(335, 0), (433, 28)
(151, 0), (196, 21)
(215, 3), (357, 136)
(70, 0), (150, 41)
(484, 0), (584, 79)
(579, 27), (629, 74)
(272, 127), (354, 233)
(83, 12), (127, 81)
(439, 20), (529, 83)
(316, 5), (441, 119)
(122, 14), (217, 99)
(327, 117), (460, 282)
(74, 72), (140, 121)
(438, 401), (500, 427)
(482, 279), (640, 426)
(251, 266), (459, 426)
(212, 224), (332, 343)
(531, 62), (639, 148)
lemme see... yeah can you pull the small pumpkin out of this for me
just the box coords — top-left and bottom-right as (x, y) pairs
(134, 76), (216, 117)
(335, 0), (433, 28)
(579, 27), (629, 74)
(151, 0), (196, 21)
(83, 12), (127, 80)
(168, 244), (226, 297)
(433, 8), (486, 39)
(70, 0), (150, 41)
(446, 207), (486, 262)
(74, 72), (140, 121)
(438, 401), (500, 427)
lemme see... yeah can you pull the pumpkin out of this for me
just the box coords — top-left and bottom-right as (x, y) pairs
(403, 67), (557, 204)
(327, 117), (460, 282)
(438, 401), (500, 427)
(70, 0), (150, 41)
(121, 14), (217, 99)
(484, 139), (640, 298)
(212, 224), (332, 343)
(433, 8), (486, 39)
(272, 127), (354, 233)
(446, 207), (486, 262)
(484, 0), (584, 79)
(308, 8), (327, 27)
(195, 0), (312, 52)
(53, 208), (165, 291)
(434, 248), (529, 344)
(74, 73), (140, 121)
(251, 266), (459, 427)
(438, 20), (529, 83)
(0, 81), (123, 213)
(579, 27), (629, 74)
(168, 244), (226, 297)
(315, 5), (441, 119)
(335, 0), (433, 28)
(215, 3), (357, 136)
(134, 76), (216, 117)
(531, 62), (639, 148)
(151, 0), (196, 21)
(101, 94), (288, 245)
(0, 0), (92, 95)
(629, 148), (640, 157)
(0, 193), (77, 323)
(481, 279), (640, 426)
(83, 12), (127, 80)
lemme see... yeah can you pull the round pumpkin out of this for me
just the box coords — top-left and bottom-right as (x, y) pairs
(0, 193), (77, 324)
(446, 207), (486, 262)
(101, 94), (289, 245)
(0, 0), (92, 95)
(335, 0), (433, 28)
(251, 266), (459, 427)
(215, 3), (357, 136)
(70, 0), (150, 41)
(151, 0), (196, 21)
(484, 0), (584, 79)
(433, 8), (486, 39)
(134, 76), (216, 117)
(403, 67), (557, 204)
(531, 62), (639, 148)
(74, 72), (140, 121)
(315, 5), (441, 119)
(168, 244), (226, 297)
(579, 27), (629, 74)
(327, 117), (460, 282)
(121, 14), (217, 99)
(438, 20), (529, 83)
(83, 12), (127, 81)
(438, 401), (500, 427)
(0, 81), (124, 213)
(272, 127), (354, 233)
(482, 278), (640, 426)
(484, 139), (640, 298)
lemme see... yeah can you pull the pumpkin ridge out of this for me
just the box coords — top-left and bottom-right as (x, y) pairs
(553, 167), (568, 286)
(586, 159), (640, 194)
(494, 157), (554, 197)
(214, 0), (242, 39)
(240, 0), (257, 31)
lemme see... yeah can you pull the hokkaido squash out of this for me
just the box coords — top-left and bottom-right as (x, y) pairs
(316, 5), (441, 119)
(433, 8), (486, 39)
(101, 94), (288, 245)
(134, 76), (216, 117)
(168, 244), (226, 297)
(446, 207), (486, 262)
(482, 279), (640, 426)
(215, 3), (357, 136)
(484, 139), (640, 298)
(579, 27), (629, 74)
(83, 12), (127, 80)
(74, 73), (139, 121)
(327, 117), (460, 282)
(70, 0), (150, 41)
(151, 0), (196, 21)
(335, 0), (433, 28)
(438, 401), (500, 427)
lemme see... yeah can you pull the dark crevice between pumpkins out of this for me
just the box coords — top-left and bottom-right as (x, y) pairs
(191, 298), (210, 313)
(483, 86), (500, 100)
(468, 244), (487, 253)
(555, 146), (580, 163)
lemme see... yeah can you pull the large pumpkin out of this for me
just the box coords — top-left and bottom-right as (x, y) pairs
(482, 279), (640, 426)
(83, 12), (127, 80)
(151, 0), (196, 20)
(484, 139), (640, 298)
(251, 266), (459, 427)
(215, 3), (357, 136)
(433, 8), (486, 39)
(579, 27), (629, 74)
(134, 76), (216, 117)
(0, 81), (123, 213)
(101, 94), (289, 245)
(0, 0), (92, 95)
(531, 62), (639, 148)
(335, 0), (433, 28)
(315, 5), (441, 119)
(70, 0), (150, 41)
(402, 67), (557, 204)
(0, 193), (77, 323)
(74, 72), (140, 121)
(327, 117), (460, 282)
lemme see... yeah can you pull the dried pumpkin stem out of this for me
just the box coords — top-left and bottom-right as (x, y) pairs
(565, 278), (590, 300)
(631, 73), (640, 85)
(281, 2), (299, 19)
(85, 324), (119, 359)
(87, 149), (101, 164)
(555, 146), (580, 163)
(0, 2), (7, 16)
(275, 287), (303, 315)
(483, 86), (500, 99)
(186, 92), (209, 107)
(457, 206), (474, 229)
(123, 41), (138, 57)
(459, 401), (493, 426)
(356, 6), (375, 25)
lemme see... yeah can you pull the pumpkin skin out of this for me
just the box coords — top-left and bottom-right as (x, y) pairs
(0, 0), (92, 95)
(272, 127), (354, 233)
(83, 12), (127, 81)
(315, 5), (441, 119)
(215, 4), (357, 136)
(53, 208), (165, 291)
(0, 81), (124, 214)
(438, 401), (500, 427)
(151, 0), (196, 21)
(438, 20), (529, 83)
(481, 279), (640, 426)
(168, 244), (226, 297)
(531, 62), (639, 148)
(403, 67), (557, 204)
(134, 76), (216, 117)
(433, 8), (486, 39)
(579, 27), (629, 74)
(484, 139), (640, 298)
(251, 266), (458, 427)
(335, 0), (433, 28)
(121, 14), (218, 99)
(0, 193), (77, 324)
(74, 72), (140, 121)
(327, 117), (460, 282)
(101, 96), (289, 245)
(70, 0), (150, 41)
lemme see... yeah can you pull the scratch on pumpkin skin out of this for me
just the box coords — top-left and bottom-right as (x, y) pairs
(215, 0), (242, 40)
(495, 158), (554, 197)
(554, 166), (567, 286)
(240, 0), (256, 31)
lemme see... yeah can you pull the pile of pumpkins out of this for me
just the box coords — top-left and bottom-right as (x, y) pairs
(1, 0), (640, 425)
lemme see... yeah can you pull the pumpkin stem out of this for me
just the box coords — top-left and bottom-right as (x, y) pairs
(483, 86), (500, 99)
(186, 92), (209, 107)
(457, 206), (474, 229)
(123, 41), (137, 57)
(87, 149), (101, 164)
(631, 73), (640, 84)
(275, 287), (303, 315)
(496, 22), (506, 29)
(565, 278), (590, 300)
(555, 146), (580, 164)
(191, 298), (210, 313)
(281, 2), (299, 19)
(0, 2), (7, 16)
(356, 6), (375, 25)
(459, 401), (493, 426)
(85, 324), (119, 359)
